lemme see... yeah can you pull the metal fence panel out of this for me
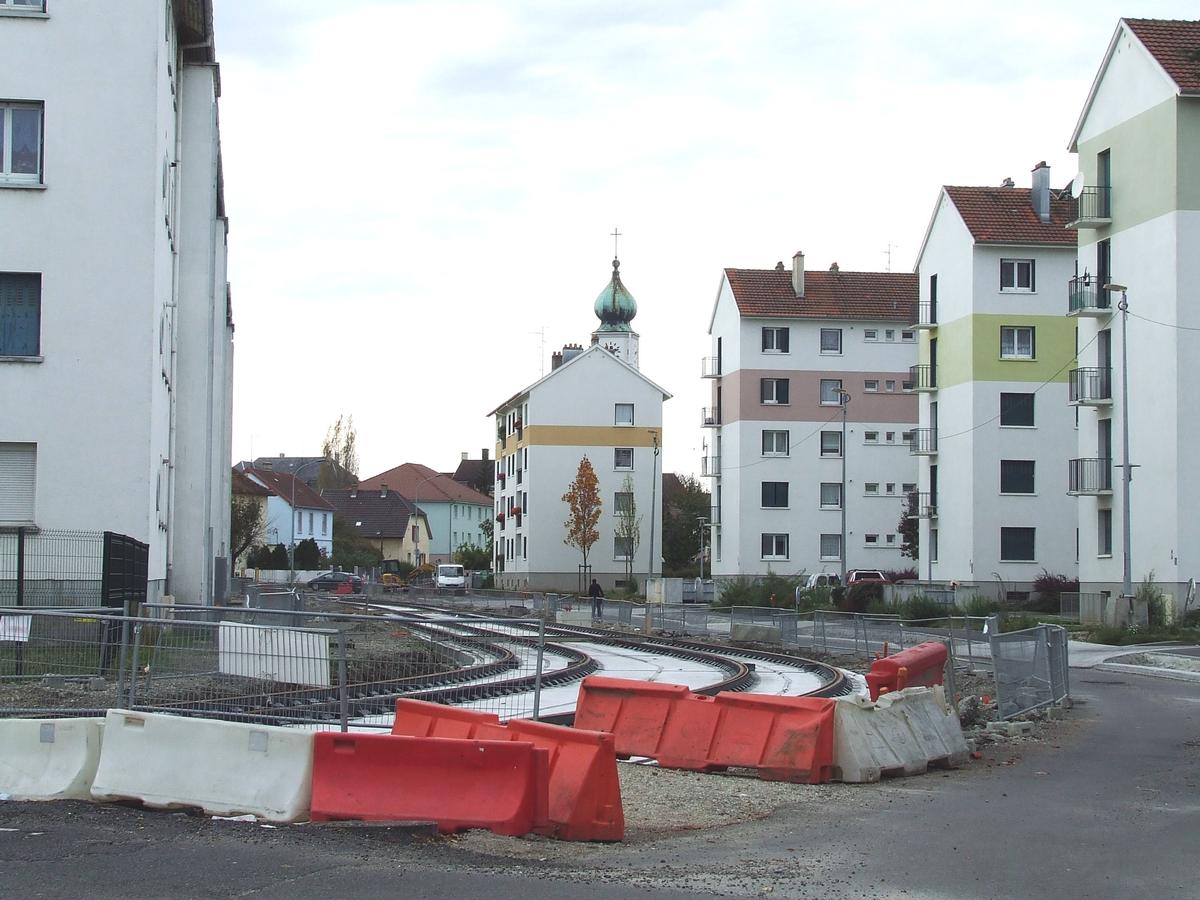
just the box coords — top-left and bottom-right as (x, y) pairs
(989, 624), (1069, 719)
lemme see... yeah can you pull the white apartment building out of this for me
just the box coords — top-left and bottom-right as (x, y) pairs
(1068, 18), (1200, 612)
(913, 171), (1080, 594)
(489, 259), (670, 592)
(705, 254), (918, 578)
(0, 1), (234, 604)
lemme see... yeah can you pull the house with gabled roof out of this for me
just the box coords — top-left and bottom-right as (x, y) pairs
(705, 254), (918, 579)
(913, 166), (1080, 594)
(1067, 18), (1200, 614)
(243, 468), (335, 560)
(322, 487), (431, 567)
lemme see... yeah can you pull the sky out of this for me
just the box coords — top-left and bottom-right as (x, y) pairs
(214, 0), (1197, 481)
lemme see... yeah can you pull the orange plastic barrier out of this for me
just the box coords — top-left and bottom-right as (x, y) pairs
(391, 699), (624, 841)
(866, 641), (947, 701)
(310, 732), (549, 837)
(573, 676), (835, 784)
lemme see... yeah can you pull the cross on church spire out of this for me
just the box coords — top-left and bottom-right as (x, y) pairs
(611, 226), (622, 259)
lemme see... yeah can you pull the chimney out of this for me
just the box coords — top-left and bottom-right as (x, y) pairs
(1031, 161), (1050, 223)
(791, 250), (805, 297)
(461, 451), (468, 461)
(551, 350), (563, 370)
(482, 448), (489, 462)
(829, 262), (840, 272)
(1000, 177), (1015, 188)
(775, 261), (784, 271)
(350, 487), (357, 499)
(380, 482), (388, 499)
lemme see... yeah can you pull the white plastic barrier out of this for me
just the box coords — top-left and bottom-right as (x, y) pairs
(91, 710), (314, 822)
(832, 687), (968, 783)
(0, 718), (105, 801)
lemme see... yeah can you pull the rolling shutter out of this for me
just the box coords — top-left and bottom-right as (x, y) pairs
(0, 443), (36, 523)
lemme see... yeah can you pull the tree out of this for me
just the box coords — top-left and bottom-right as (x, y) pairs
(898, 491), (919, 560)
(662, 475), (711, 573)
(230, 497), (265, 565)
(454, 542), (491, 571)
(294, 537), (321, 569)
(319, 414), (359, 490)
(246, 545), (272, 569)
(478, 517), (494, 556)
(562, 456), (602, 575)
(329, 514), (382, 569)
(269, 543), (290, 569)
(614, 474), (642, 585)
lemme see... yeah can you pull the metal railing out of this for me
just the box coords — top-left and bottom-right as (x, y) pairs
(701, 407), (721, 427)
(908, 364), (936, 392)
(908, 428), (938, 455)
(1068, 457), (1113, 495)
(989, 624), (1069, 719)
(701, 357), (721, 378)
(1067, 274), (1112, 315)
(905, 491), (937, 519)
(1069, 366), (1112, 404)
(912, 300), (937, 328)
(701, 455), (721, 477)
(1069, 185), (1111, 224)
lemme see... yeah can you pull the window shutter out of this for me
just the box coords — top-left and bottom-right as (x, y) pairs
(777, 379), (789, 404)
(0, 273), (41, 357)
(0, 443), (36, 523)
(760, 379), (768, 403)
(778, 328), (789, 353)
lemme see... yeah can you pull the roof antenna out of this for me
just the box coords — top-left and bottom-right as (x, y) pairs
(611, 226), (622, 260)
(531, 326), (546, 377)
(882, 243), (896, 273)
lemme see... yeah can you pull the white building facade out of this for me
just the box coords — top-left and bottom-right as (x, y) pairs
(706, 255), (918, 578)
(913, 174), (1080, 594)
(0, 1), (233, 604)
(490, 260), (670, 592)
(1068, 18), (1200, 612)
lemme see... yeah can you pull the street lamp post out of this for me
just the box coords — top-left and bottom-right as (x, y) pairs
(1104, 283), (1134, 608)
(838, 390), (851, 583)
(288, 458), (325, 579)
(696, 516), (708, 583)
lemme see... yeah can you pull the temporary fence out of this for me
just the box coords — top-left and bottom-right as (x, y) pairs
(0, 605), (554, 728)
(988, 624), (1070, 719)
(0, 529), (148, 610)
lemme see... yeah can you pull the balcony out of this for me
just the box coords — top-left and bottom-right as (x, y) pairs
(701, 455), (721, 477)
(1069, 367), (1113, 406)
(1065, 186), (1112, 229)
(701, 407), (721, 428)
(709, 505), (722, 525)
(908, 428), (937, 456)
(908, 364), (937, 392)
(1068, 458), (1113, 496)
(905, 491), (938, 519)
(701, 357), (722, 378)
(1067, 275), (1112, 317)
(911, 300), (938, 330)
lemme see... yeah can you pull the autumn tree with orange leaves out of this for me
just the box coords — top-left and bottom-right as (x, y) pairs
(562, 456), (602, 583)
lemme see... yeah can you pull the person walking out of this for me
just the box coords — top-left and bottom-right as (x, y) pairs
(589, 578), (604, 619)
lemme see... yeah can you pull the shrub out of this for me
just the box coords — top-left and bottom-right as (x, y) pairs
(294, 538), (321, 569)
(901, 594), (957, 621)
(883, 567), (918, 583)
(962, 593), (1001, 617)
(796, 586), (835, 612)
(841, 582), (882, 613)
(1138, 572), (1170, 627)
(269, 543), (289, 570)
(713, 576), (760, 609)
(1032, 570), (1080, 614)
(712, 572), (804, 609)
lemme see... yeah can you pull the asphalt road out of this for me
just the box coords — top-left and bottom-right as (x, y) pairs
(2, 670), (1197, 899)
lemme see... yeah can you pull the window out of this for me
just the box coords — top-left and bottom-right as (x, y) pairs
(761, 430), (789, 456)
(863, 329), (878, 341)
(864, 482), (879, 495)
(886, 534), (897, 545)
(885, 483), (896, 495)
(1000, 392), (1035, 427)
(820, 328), (842, 354)
(1000, 326), (1035, 359)
(614, 492), (633, 514)
(864, 431), (879, 443)
(615, 536), (634, 559)
(0, 272), (40, 356)
(760, 378), (790, 405)
(820, 431), (842, 457)
(901, 380), (914, 391)
(865, 534), (879, 545)
(1000, 258), (1035, 292)
(295, 511), (302, 533)
(885, 329), (895, 341)
(885, 380), (896, 392)
(819, 534), (842, 560)
(761, 533), (789, 560)
(762, 326), (789, 353)
(819, 483), (842, 508)
(1000, 460), (1035, 494)
(864, 379), (879, 392)
(902, 482), (916, 494)
(614, 448), (634, 470)
(885, 431), (895, 443)
(1, 0), (47, 9)
(901, 430), (915, 443)
(819, 379), (843, 405)
(901, 330), (916, 342)
(0, 442), (36, 524)
(930, 528), (938, 562)
(308, 512), (313, 533)
(0, 102), (42, 184)
(1000, 527), (1036, 562)
(761, 482), (789, 508)
(1098, 509), (1113, 556)
(614, 403), (634, 425)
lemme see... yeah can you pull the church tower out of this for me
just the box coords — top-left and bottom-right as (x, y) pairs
(591, 257), (640, 369)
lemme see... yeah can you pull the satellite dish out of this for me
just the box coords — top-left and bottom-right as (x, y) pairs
(1071, 172), (1086, 199)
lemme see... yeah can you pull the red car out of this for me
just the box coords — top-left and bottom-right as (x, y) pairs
(845, 569), (890, 586)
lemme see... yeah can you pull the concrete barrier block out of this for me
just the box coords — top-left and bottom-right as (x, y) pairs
(0, 718), (106, 801)
(730, 623), (782, 643)
(91, 710), (314, 823)
(832, 695), (928, 783)
(880, 688), (968, 769)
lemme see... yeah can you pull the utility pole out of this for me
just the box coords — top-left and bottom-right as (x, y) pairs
(1106, 283), (1134, 609)
(839, 390), (851, 582)
(696, 516), (708, 583)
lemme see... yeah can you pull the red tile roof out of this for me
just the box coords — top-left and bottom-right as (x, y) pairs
(231, 469), (270, 497)
(1125, 18), (1200, 94)
(359, 462), (493, 506)
(724, 268), (917, 322)
(244, 468), (335, 511)
(943, 186), (1078, 246)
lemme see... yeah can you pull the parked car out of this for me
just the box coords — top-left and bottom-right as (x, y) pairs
(804, 572), (841, 590)
(307, 571), (364, 592)
(434, 564), (466, 590)
(845, 569), (889, 586)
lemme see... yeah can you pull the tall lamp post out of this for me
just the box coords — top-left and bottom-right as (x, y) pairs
(696, 516), (708, 583)
(288, 458), (325, 578)
(838, 390), (851, 583)
(411, 471), (441, 566)
(1104, 283), (1134, 608)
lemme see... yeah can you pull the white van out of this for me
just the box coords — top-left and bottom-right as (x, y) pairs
(434, 564), (466, 590)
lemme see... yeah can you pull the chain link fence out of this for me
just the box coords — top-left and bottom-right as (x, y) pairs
(988, 624), (1070, 719)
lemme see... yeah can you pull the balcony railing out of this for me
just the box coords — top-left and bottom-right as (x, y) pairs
(701, 407), (721, 428)
(908, 428), (938, 455)
(908, 364), (937, 392)
(1068, 458), (1113, 495)
(905, 491), (938, 519)
(701, 357), (722, 378)
(1066, 186), (1112, 229)
(709, 505), (721, 525)
(912, 300), (937, 329)
(1069, 367), (1113, 405)
(1067, 275), (1112, 316)
(701, 455), (721, 477)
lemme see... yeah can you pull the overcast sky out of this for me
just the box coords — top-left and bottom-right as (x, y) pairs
(214, 1), (1195, 481)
